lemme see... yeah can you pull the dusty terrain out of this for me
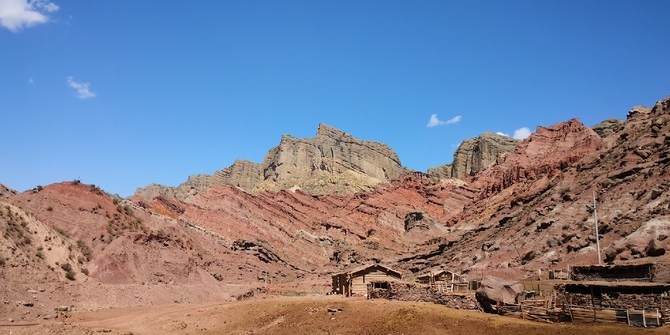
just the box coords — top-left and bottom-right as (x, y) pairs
(3, 296), (667, 335)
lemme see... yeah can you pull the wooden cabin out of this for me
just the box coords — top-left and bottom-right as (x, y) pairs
(416, 269), (466, 292)
(332, 264), (402, 297)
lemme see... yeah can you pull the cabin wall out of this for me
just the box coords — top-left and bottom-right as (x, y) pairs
(351, 269), (400, 296)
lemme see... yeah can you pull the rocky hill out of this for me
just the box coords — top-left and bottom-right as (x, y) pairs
(2, 93), (670, 323)
(135, 124), (409, 200)
(428, 132), (519, 179)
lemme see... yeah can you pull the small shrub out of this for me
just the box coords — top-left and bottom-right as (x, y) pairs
(65, 270), (76, 281)
(72, 179), (81, 185)
(36, 251), (44, 259)
(123, 205), (133, 216)
(54, 228), (69, 238)
(81, 268), (89, 275)
(46, 206), (53, 211)
(60, 262), (72, 272)
(77, 239), (92, 261)
(0, 257), (5, 267)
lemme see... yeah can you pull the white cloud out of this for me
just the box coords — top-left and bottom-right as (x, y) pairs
(495, 131), (509, 137)
(513, 127), (532, 140)
(0, 0), (59, 32)
(66, 76), (96, 99)
(28, 77), (34, 84)
(427, 114), (462, 128)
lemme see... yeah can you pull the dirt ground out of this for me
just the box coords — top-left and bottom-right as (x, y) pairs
(2, 296), (669, 335)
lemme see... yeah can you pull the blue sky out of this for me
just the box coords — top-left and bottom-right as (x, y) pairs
(1, 1), (669, 196)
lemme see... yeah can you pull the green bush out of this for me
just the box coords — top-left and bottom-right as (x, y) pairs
(65, 270), (76, 281)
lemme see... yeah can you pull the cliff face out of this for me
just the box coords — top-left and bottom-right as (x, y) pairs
(258, 124), (408, 193)
(134, 124), (409, 200)
(428, 132), (518, 179)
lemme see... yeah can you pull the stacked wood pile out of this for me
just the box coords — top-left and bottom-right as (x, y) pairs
(367, 281), (479, 310)
(497, 300), (566, 323)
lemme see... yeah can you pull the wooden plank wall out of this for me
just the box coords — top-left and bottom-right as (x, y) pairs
(351, 269), (400, 296)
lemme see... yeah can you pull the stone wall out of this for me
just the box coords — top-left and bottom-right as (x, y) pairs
(367, 281), (480, 310)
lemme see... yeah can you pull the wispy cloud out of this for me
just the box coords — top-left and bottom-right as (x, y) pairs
(66, 76), (96, 99)
(28, 77), (34, 84)
(513, 127), (531, 140)
(427, 114), (462, 128)
(495, 131), (509, 137)
(0, 0), (59, 32)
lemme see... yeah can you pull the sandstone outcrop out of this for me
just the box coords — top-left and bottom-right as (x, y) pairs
(258, 124), (408, 193)
(428, 132), (518, 179)
(592, 118), (625, 138)
(135, 124), (409, 200)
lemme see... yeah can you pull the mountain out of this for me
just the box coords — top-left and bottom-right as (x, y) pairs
(135, 123), (410, 200)
(2, 93), (670, 322)
(428, 132), (519, 179)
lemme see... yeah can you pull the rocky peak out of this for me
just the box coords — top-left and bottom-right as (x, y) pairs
(135, 124), (409, 200)
(428, 132), (518, 179)
(316, 123), (347, 139)
(627, 105), (652, 121)
(260, 124), (407, 192)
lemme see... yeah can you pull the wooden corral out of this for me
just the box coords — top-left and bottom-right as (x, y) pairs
(416, 269), (467, 293)
(331, 264), (402, 297)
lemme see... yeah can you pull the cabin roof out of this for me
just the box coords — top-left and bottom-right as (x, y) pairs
(416, 269), (460, 280)
(331, 264), (402, 278)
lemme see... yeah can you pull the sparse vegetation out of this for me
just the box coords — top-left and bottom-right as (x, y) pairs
(46, 206), (53, 211)
(77, 239), (93, 261)
(81, 268), (89, 275)
(61, 262), (72, 272)
(55, 227), (70, 238)
(72, 179), (81, 185)
(61, 263), (76, 280)
(0, 257), (5, 267)
(90, 184), (104, 195)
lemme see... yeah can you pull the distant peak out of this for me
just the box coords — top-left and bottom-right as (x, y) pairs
(316, 123), (348, 139)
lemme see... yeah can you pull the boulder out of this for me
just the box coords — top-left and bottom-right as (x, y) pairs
(475, 276), (524, 312)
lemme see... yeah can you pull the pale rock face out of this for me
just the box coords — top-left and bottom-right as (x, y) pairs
(592, 118), (625, 138)
(261, 124), (407, 191)
(214, 159), (263, 190)
(428, 132), (518, 179)
(426, 164), (452, 179)
(135, 123), (409, 200)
